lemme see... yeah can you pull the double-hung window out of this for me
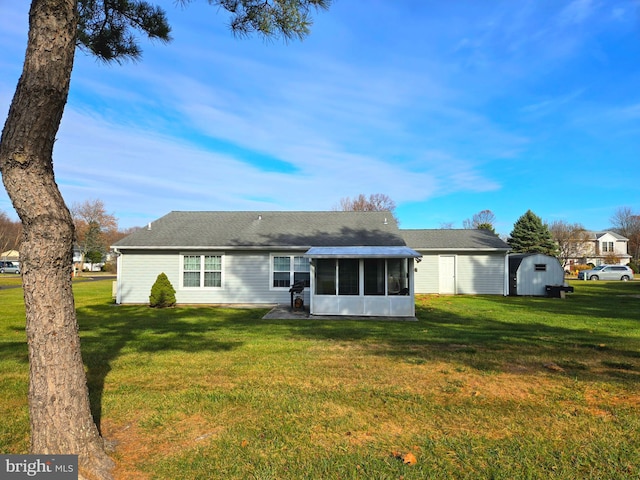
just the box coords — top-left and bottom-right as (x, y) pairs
(182, 254), (223, 288)
(271, 255), (310, 288)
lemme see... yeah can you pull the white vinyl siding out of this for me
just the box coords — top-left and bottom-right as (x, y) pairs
(116, 251), (180, 304)
(456, 254), (506, 294)
(116, 250), (309, 305)
(413, 252), (506, 295)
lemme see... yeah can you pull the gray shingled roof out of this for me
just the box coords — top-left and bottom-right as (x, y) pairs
(113, 211), (405, 249)
(401, 229), (510, 251)
(586, 231), (629, 241)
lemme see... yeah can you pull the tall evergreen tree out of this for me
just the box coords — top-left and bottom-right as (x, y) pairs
(508, 210), (559, 256)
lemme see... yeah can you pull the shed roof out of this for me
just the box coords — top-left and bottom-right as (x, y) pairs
(401, 229), (510, 251)
(113, 211), (405, 249)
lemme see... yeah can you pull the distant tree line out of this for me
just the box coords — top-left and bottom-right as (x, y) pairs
(1, 199), (139, 264)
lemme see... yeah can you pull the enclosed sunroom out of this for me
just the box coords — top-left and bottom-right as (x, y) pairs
(305, 246), (421, 317)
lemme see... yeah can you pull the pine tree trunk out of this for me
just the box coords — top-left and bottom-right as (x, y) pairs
(0, 1), (114, 479)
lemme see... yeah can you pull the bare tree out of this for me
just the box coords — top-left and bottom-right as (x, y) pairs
(71, 199), (118, 272)
(549, 220), (589, 268)
(610, 206), (640, 262)
(334, 193), (398, 223)
(463, 209), (496, 233)
(0, 211), (22, 253)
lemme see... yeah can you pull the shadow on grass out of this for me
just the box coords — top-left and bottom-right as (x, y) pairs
(52, 280), (640, 431)
(77, 303), (251, 432)
(260, 284), (640, 384)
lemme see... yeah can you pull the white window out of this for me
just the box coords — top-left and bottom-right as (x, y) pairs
(182, 254), (223, 288)
(271, 255), (310, 288)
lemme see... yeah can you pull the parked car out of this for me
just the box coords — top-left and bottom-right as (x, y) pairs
(0, 261), (21, 274)
(578, 265), (634, 281)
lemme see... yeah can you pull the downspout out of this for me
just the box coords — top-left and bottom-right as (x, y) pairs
(503, 253), (509, 296)
(409, 257), (416, 316)
(113, 247), (122, 304)
(308, 258), (315, 315)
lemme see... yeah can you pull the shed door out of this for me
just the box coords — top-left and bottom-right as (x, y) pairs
(439, 255), (456, 294)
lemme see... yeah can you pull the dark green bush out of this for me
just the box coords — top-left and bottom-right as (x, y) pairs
(149, 272), (176, 308)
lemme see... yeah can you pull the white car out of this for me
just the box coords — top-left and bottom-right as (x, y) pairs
(578, 265), (634, 281)
(0, 261), (21, 274)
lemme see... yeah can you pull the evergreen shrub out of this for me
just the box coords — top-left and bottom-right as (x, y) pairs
(149, 272), (176, 308)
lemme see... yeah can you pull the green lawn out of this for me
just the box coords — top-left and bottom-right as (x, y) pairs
(1, 280), (639, 479)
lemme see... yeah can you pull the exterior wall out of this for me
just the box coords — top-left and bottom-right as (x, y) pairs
(514, 254), (565, 296)
(413, 252), (507, 295)
(457, 253), (506, 294)
(117, 248), (508, 304)
(413, 256), (440, 293)
(116, 249), (310, 305)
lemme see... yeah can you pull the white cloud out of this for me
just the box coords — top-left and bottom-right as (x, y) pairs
(557, 0), (596, 25)
(1, 0), (639, 232)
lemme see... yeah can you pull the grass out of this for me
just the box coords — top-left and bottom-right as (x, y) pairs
(1, 279), (639, 479)
(0, 273), (24, 288)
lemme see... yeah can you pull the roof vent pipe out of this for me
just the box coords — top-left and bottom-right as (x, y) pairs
(147, 222), (152, 231)
(258, 214), (262, 220)
(383, 217), (388, 225)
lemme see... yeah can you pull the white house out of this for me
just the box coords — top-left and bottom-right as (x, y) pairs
(566, 231), (631, 268)
(112, 212), (514, 316)
(112, 211), (421, 317)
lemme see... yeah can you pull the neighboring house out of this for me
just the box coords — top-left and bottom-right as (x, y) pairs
(401, 229), (511, 295)
(72, 245), (104, 273)
(508, 253), (566, 296)
(1, 249), (19, 262)
(113, 211), (421, 317)
(565, 231), (631, 268)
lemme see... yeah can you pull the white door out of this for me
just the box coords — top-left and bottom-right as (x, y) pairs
(439, 255), (456, 294)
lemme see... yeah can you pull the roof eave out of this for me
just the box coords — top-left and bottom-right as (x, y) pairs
(112, 245), (310, 251)
(412, 248), (510, 252)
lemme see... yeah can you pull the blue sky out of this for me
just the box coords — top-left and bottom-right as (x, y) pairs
(1, 0), (639, 235)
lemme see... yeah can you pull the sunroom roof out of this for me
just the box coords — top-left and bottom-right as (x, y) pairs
(305, 246), (421, 258)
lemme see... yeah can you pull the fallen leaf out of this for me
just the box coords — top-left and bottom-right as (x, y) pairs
(241, 439), (249, 448)
(402, 452), (417, 465)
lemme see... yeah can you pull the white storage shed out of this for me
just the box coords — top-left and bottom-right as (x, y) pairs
(508, 253), (568, 296)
